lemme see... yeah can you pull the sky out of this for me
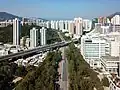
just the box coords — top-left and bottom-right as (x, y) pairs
(0, 0), (120, 20)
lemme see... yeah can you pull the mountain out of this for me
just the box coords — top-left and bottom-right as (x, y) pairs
(108, 12), (120, 19)
(0, 12), (47, 22)
(0, 12), (22, 21)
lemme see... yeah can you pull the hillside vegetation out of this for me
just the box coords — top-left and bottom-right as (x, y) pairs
(0, 25), (61, 44)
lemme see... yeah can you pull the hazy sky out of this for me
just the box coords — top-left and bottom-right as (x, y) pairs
(0, 0), (120, 19)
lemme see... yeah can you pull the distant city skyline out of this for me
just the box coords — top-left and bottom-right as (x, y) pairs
(0, 0), (120, 19)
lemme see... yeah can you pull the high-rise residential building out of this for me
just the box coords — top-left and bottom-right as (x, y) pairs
(77, 22), (83, 35)
(111, 15), (120, 25)
(64, 20), (68, 31)
(110, 41), (119, 57)
(98, 17), (103, 24)
(103, 17), (107, 24)
(112, 25), (120, 32)
(107, 18), (111, 23)
(94, 23), (102, 33)
(51, 20), (56, 29)
(30, 27), (39, 48)
(43, 22), (46, 27)
(21, 17), (25, 26)
(40, 27), (46, 45)
(13, 18), (21, 46)
(74, 17), (83, 37)
(68, 21), (74, 36)
(59, 20), (64, 31)
(55, 21), (59, 30)
(83, 19), (92, 32)
(46, 21), (51, 28)
(98, 17), (109, 25)
(101, 26), (111, 34)
(104, 32), (120, 57)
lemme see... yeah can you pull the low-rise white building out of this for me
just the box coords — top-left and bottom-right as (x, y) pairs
(102, 32), (120, 57)
(100, 56), (119, 74)
(14, 52), (47, 67)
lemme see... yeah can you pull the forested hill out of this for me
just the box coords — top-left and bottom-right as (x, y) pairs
(0, 25), (61, 44)
(0, 12), (21, 21)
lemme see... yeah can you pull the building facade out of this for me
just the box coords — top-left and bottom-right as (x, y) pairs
(13, 18), (21, 46)
(100, 56), (119, 74)
(111, 15), (120, 25)
(83, 19), (92, 32)
(30, 27), (39, 48)
(68, 21), (74, 36)
(81, 35), (106, 67)
(40, 27), (46, 46)
(74, 17), (83, 37)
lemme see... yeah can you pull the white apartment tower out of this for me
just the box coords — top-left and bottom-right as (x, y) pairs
(30, 27), (39, 48)
(64, 20), (68, 30)
(83, 19), (92, 32)
(68, 21), (74, 35)
(111, 15), (120, 25)
(40, 27), (46, 45)
(59, 20), (64, 31)
(51, 20), (55, 29)
(74, 17), (83, 37)
(101, 26), (111, 34)
(13, 18), (21, 45)
(46, 21), (51, 28)
(55, 21), (59, 30)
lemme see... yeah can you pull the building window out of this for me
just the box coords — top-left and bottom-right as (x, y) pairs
(109, 69), (111, 72)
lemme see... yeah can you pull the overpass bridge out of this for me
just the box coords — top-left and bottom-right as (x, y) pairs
(0, 40), (78, 62)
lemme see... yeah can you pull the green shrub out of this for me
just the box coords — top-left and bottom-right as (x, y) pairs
(102, 77), (109, 87)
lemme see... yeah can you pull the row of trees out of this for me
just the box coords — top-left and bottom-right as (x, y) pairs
(0, 25), (13, 43)
(65, 43), (104, 90)
(0, 24), (37, 43)
(0, 61), (27, 90)
(15, 51), (62, 90)
(46, 29), (61, 44)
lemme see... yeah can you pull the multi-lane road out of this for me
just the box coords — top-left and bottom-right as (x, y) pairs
(58, 47), (68, 90)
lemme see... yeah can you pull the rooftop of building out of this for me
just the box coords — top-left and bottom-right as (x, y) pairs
(101, 55), (119, 61)
(82, 34), (106, 43)
(107, 32), (120, 36)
